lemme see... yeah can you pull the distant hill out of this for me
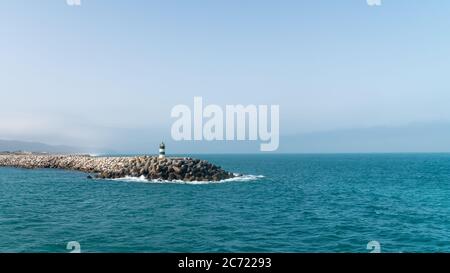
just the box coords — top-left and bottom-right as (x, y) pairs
(0, 139), (90, 154)
(279, 122), (450, 153)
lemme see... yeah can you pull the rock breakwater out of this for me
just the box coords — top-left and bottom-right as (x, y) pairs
(0, 154), (237, 182)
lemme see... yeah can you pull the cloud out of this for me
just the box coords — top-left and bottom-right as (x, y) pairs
(0, 113), (107, 148)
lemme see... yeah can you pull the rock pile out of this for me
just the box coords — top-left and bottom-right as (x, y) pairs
(0, 154), (237, 182)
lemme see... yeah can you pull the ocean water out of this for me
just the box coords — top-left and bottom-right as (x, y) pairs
(1, 154), (450, 253)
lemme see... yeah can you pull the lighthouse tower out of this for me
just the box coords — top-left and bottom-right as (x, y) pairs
(159, 142), (166, 159)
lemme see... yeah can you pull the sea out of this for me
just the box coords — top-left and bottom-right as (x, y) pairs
(1, 154), (450, 253)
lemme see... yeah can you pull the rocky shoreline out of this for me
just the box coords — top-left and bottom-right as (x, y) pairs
(0, 154), (238, 182)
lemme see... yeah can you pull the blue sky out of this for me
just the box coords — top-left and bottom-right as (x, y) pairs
(1, 1), (450, 153)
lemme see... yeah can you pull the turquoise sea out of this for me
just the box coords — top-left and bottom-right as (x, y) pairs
(1, 154), (450, 253)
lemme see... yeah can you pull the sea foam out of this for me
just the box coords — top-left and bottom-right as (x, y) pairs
(107, 174), (264, 184)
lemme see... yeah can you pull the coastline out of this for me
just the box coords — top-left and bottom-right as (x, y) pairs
(0, 153), (237, 182)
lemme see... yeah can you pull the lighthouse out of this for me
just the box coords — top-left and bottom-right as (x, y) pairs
(159, 142), (166, 159)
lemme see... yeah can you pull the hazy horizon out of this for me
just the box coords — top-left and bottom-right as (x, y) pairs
(2, 120), (450, 154)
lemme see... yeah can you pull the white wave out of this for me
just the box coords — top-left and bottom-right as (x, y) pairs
(111, 175), (149, 182)
(105, 174), (264, 185)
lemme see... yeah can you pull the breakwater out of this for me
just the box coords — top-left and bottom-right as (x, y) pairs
(0, 154), (237, 181)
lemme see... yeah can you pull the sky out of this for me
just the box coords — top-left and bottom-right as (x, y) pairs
(1, 0), (450, 153)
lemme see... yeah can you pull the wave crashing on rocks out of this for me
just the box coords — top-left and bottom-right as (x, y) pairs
(109, 174), (264, 184)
